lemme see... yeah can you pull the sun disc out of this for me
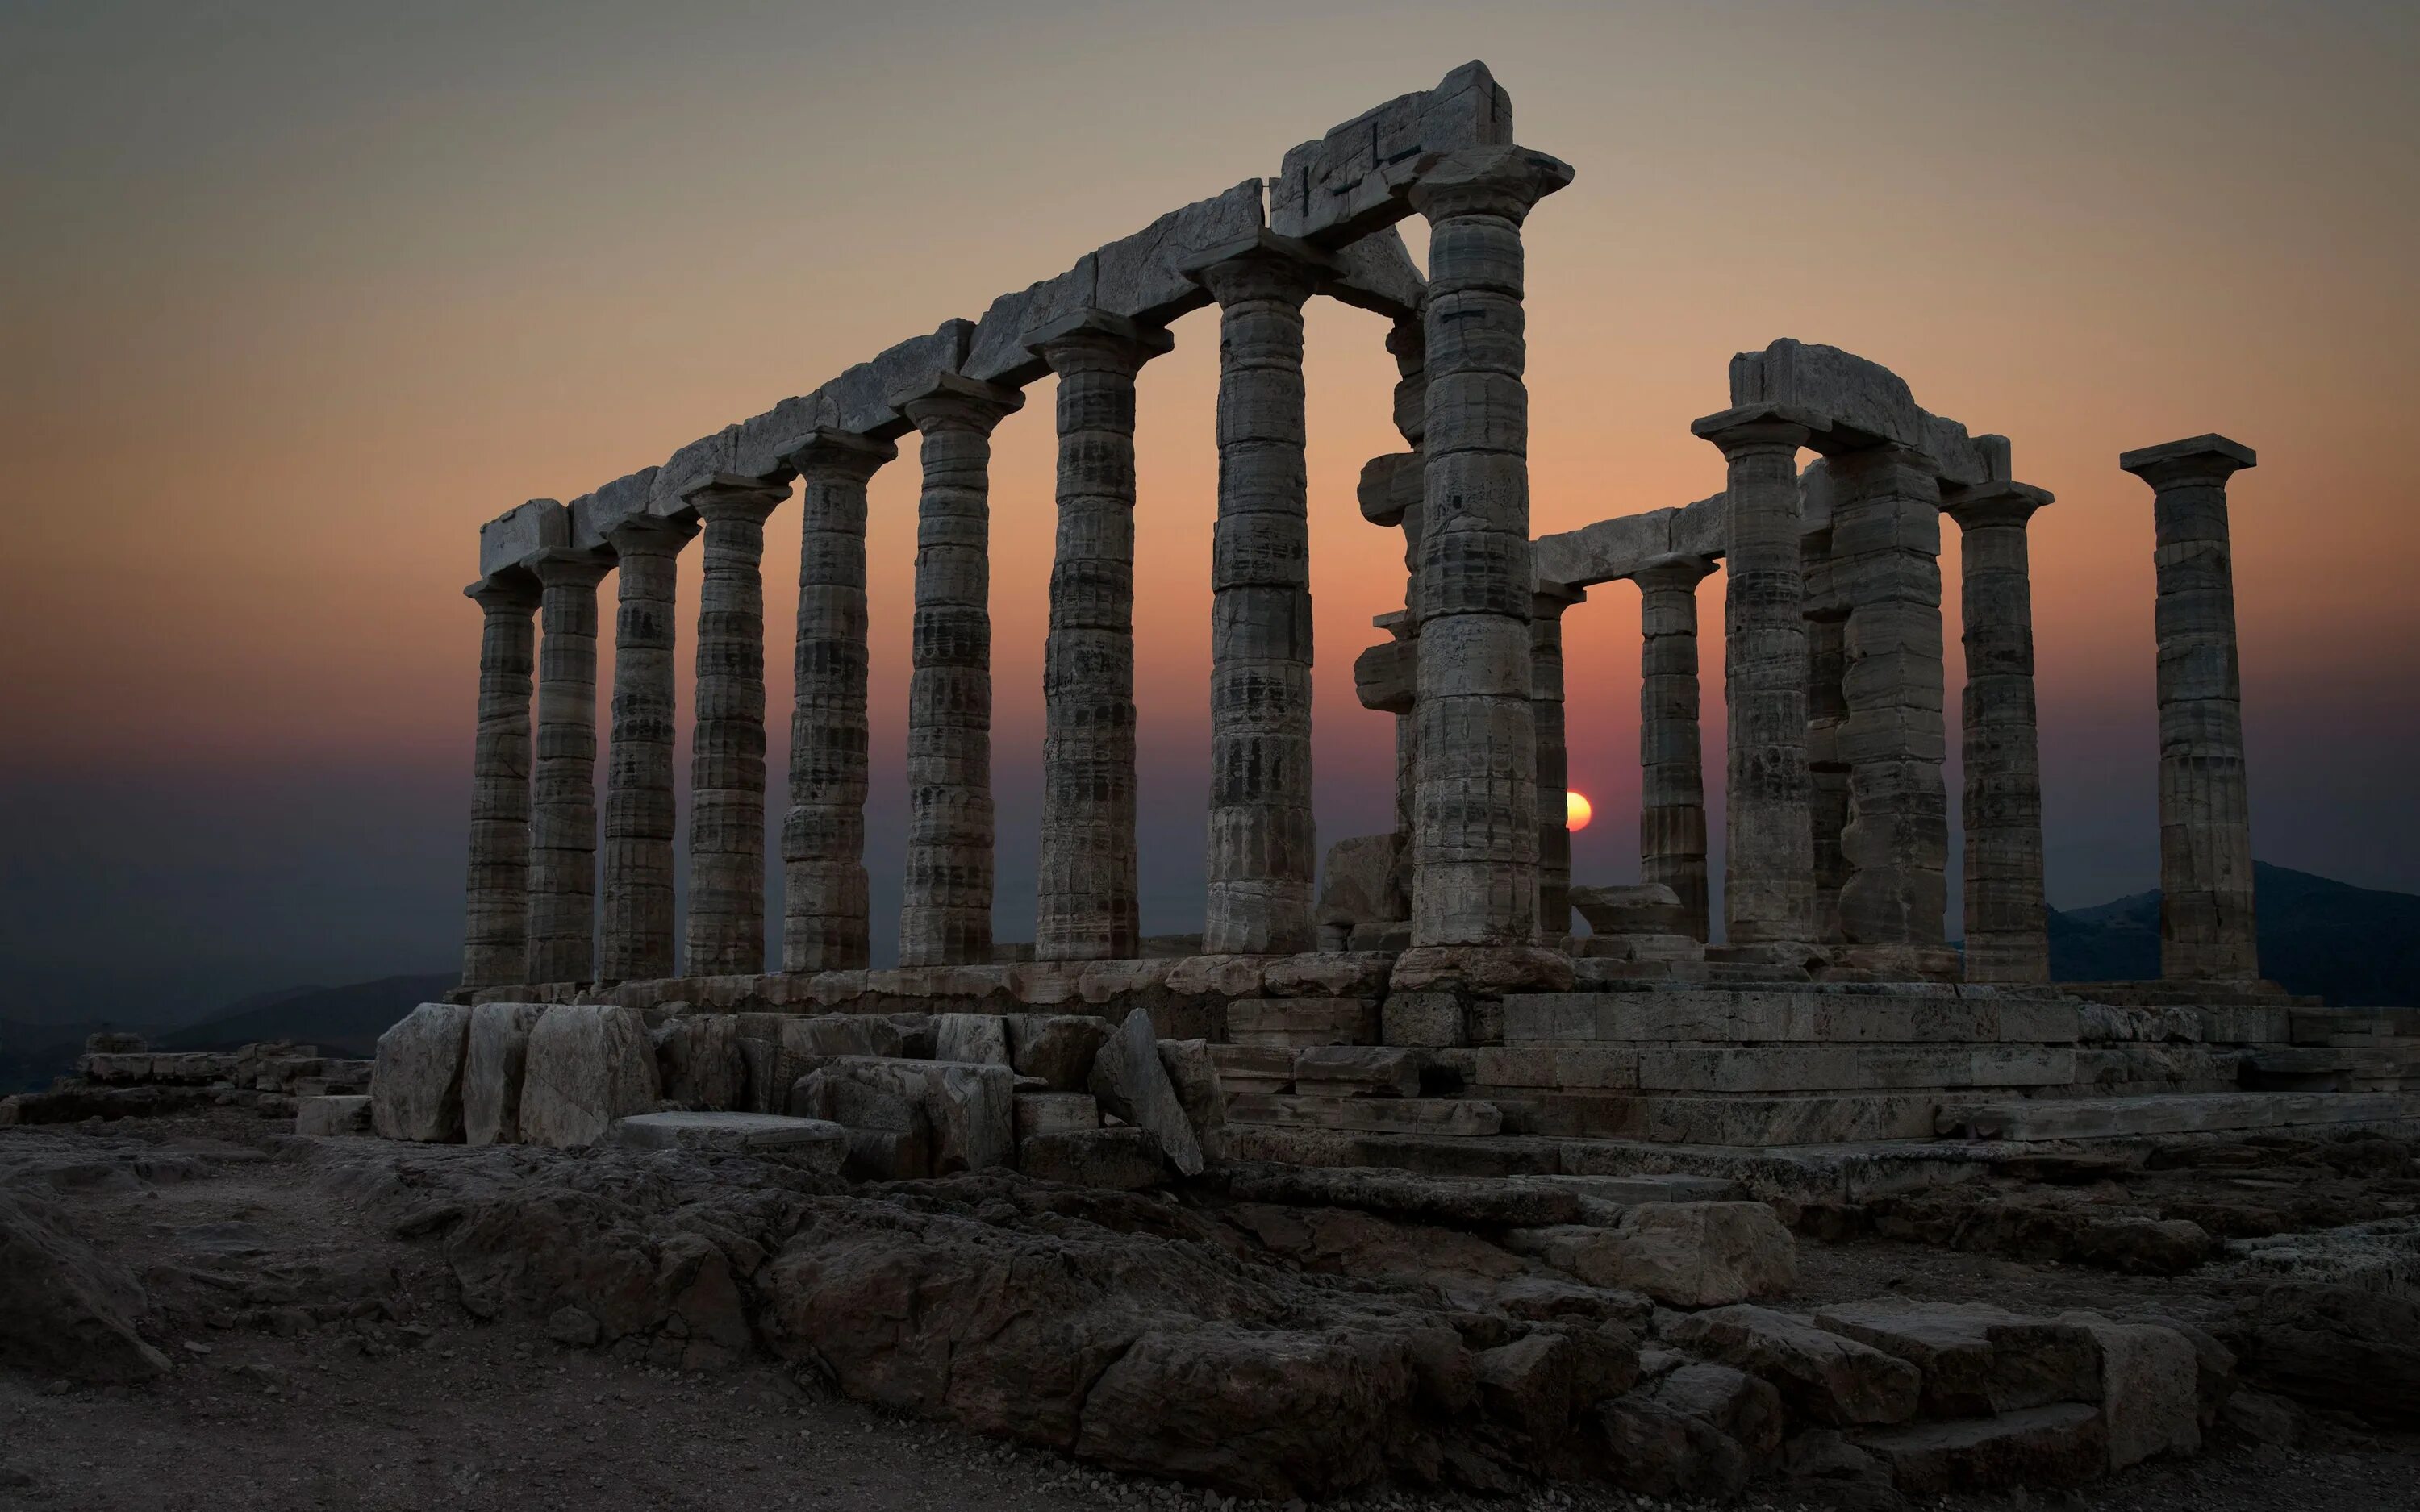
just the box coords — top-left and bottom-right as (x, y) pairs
(1566, 791), (1594, 831)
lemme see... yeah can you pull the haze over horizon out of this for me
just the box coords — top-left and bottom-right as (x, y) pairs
(5, 1), (2416, 1024)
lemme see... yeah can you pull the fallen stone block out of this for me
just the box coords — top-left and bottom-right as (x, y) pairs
(933, 1012), (1012, 1067)
(788, 1014), (907, 1061)
(1571, 883), (1688, 935)
(371, 1002), (474, 1143)
(606, 1111), (846, 1171)
(653, 1014), (748, 1110)
(2059, 1312), (2201, 1469)
(1593, 1391), (1750, 1499)
(1293, 1044), (1425, 1098)
(793, 1070), (932, 1181)
(1158, 1038), (1224, 1137)
(294, 1094), (372, 1137)
(1019, 1127), (1166, 1190)
(1857, 1402), (2105, 1494)
(1090, 1010), (1204, 1176)
(1812, 1298), (2101, 1418)
(1504, 1202), (1795, 1308)
(1005, 1013), (1112, 1090)
(1667, 1305), (1920, 1427)
(1015, 1091), (1101, 1140)
(1650, 1360), (1785, 1461)
(518, 1004), (662, 1149)
(820, 1056), (1015, 1173)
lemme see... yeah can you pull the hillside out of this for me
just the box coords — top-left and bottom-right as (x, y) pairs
(2049, 861), (2420, 1005)
(153, 973), (457, 1057)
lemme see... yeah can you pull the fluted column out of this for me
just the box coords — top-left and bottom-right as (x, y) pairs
(526, 551), (613, 984)
(1031, 311), (1171, 962)
(2121, 434), (2260, 982)
(1386, 315), (1428, 906)
(1404, 145), (1573, 947)
(896, 376), (1024, 968)
(1944, 482), (2053, 983)
(598, 514), (696, 982)
(1693, 405), (1817, 944)
(1828, 444), (1948, 947)
(1634, 553), (1715, 943)
(778, 431), (895, 973)
(461, 575), (540, 989)
(1191, 236), (1326, 955)
(684, 476), (789, 977)
(1530, 585), (1583, 939)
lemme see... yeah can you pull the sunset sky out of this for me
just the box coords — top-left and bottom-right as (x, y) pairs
(5, 1), (2415, 1023)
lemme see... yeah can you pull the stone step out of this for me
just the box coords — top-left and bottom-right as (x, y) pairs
(1856, 1402), (2105, 1495)
(1467, 1042), (2076, 1094)
(1490, 1091), (1943, 1146)
(1225, 1093), (1504, 1138)
(1225, 998), (1378, 1049)
(1504, 990), (2080, 1048)
(1939, 1090), (2420, 1141)
(1208, 1043), (1294, 1093)
(605, 1111), (848, 1169)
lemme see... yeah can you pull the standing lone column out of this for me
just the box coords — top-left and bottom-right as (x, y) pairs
(895, 375), (1024, 968)
(598, 512), (697, 982)
(1188, 235), (1328, 955)
(461, 574), (540, 989)
(1405, 145), (1573, 947)
(1692, 405), (1817, 944)
(1031, 311), (1172, 962)
(526, 549), (615, 983)
(778, 431), (895, 973)
(684, 475), (790, 977)
(1944, 481), (2053, 983)
(1634, 553), (1716, 943)
(2120, 435), (2260, 982)
(1530, 585), (1583, 938)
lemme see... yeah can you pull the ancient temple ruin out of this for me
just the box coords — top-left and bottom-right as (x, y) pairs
(415, 62), (2392, 1165)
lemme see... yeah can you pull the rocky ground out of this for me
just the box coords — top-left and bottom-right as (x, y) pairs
(5, 1110), (2420, 1510)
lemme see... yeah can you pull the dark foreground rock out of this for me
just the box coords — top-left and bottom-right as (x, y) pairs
(0, 1190), (169, 1381)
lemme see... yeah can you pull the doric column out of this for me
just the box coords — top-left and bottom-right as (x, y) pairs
(525, 550), (614, 983)
(778, 430), (895, 973)
(1827, 444), (1948, 947)
(1634, 553), (1716, 943)
(1692, 404), (1817, 944)
(1530, 585), (1583, 938)
(1944, 481), (2053, 983)
(2121, 434), (2260, 982)
(1384, 315), (1428, 907)
(684, 475), (789, 977)
(1030, 311), (1172, 962)
(895, 375), (1024, 968)
(461, 574), (540, 989)
(1188, 235), (1328, 955)
(1404, 145), (1573, 947)
(598, 513), (697, 982)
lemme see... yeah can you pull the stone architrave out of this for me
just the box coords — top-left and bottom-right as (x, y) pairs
(1825, 444), (1949, 948)
(1944, 482), (2054, 983)
(1187, 233), (1329, 955)
(1529, 584), (1583, 938)
(1030, 310), (1173, 962)
(1633, 553), (1716, 943)
(526, 549), (614, 985)
(779, 429), (897, 973)
(598, 513), (698, 982)
(684, 475), (791, 977)
(2120, 435), (2259, 982)
(896, 374), (1024, 968)
(1692, 404), (1817, 944)
(1404, 144), (1574, 947)
(461, 573), (540, 989)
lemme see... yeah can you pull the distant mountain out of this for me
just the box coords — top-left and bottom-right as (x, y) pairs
(0, 1018), (124, 1094)
(153, 973), (457, 1057)
(2050, 862), (2420, 1005)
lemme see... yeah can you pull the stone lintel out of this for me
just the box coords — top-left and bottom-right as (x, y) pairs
(1533, 581), (1585, 614)
(2119, 433), (2257, 482)
(1269, 60), (1514, 247)
(1176, 227), (1335, 281)
(1728, 338), (2008, 486)
(1024, 308), (1176, 361)
(478, 498), (569, 581)
(569, 467), (662, 550)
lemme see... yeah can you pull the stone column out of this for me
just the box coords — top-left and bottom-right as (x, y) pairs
(1634, 553), (1716, 943)
(778, 431), (895, 973)
(1404, 146), (1572, 947)
(1944, 482), (2054, 983)
(1191, 235), (1326, 955)
(2120, 435), (2260, 982)
(1386, 315), (1428, 909)
(1031, 311), (1171, 962)
(1827, 444), (1948, 947)
(895, 375), (1024, 968)
(598, 514), (696, 983)
(684, 475), (790, 977)
(461, 575), (540, 989)
(1692, 404), (1817, 944)
(525, 550), (613, 984)
(1530, 585), (1583, 939)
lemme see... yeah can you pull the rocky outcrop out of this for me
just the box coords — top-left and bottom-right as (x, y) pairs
(1507, 1202), (1796, 1308)
(0, 1190), (169, 1382)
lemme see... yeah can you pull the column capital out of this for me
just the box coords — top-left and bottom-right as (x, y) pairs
(2119, 433), (2256, 489)
(603, 511), (699, 558)
(530, 548), (614, 589)
(1692, 402), (1819, 456)
(683, 473), (789, 523)
(892, 371), (1024, 434)
(1632, 552), (1719, 592)
(1942, 481), (2053, 531)
(782, 426), (897, 482)
(1180, 230), (1330, 307)
(1407, 144), (1575, 223)
(1027, 309), (1175, 375)
(464, 574), (539, 611)
(1531, 582), (1585, 619)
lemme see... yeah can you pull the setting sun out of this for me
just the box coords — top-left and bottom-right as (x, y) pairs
(1566, 791), (1594, 832)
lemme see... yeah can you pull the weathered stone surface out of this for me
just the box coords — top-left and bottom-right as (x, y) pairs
(1391, 946), (1575, 995)
(1005, 1013), (1113, 1090)
(1505, 1203), (1794, 1308)
(1157, 1038), (1223, 1137)
(372, 1002), (473, 1143)
(1270, 60), (1514, 245)
(1015, 1091), (1101, 1140)
(682, 480), (787, 977)
(786, 1014), (908, 1061)
(2060, 1312), (2201, 1469)
(818, 1056), (1016, 1174)
(1089, 1010), (1204, 1176)
(653, 1014), (747, 1110)
(933, 1012), (1012, 1067)
(460, 1001), (543, 1147)
(1571, 884), (1688, 936)
(1650, 1361), (1784, 1463)
(1293, 1044), (1425, 1098)
(792, 1070), (933, 1180)
(1593, 1392), (1750, 1499)
(294, 1094), (373, 1137)
(1224, 1093), (1503, 1138)
(607, 1111), (847, 1171)
(519, 1005), (662, 1149)
(1019, 1127), (1166, 1190)
(1228, 998), (1378, 1048)
(1209, 1043), (1295, 1093)
(1316, 834), (1403, 933)
(1811, 1298), (2100, 1418)
(2230, 1282), (2420, 1424)
(1859, 1402), (2106, 1494)
(1382, 992), (1464, 1048)
(0, 1190), (170, 1382)
(1667, 1305), (1920, 1427)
